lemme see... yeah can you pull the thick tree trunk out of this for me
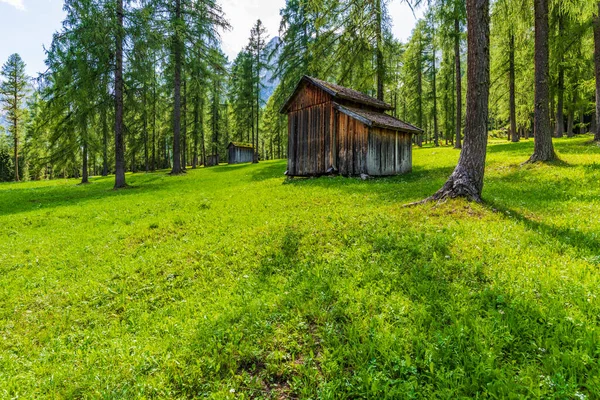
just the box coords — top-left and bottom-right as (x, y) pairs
(528, 0), (556, 162)
(114, 0), (126, 188)
(171, 0), (184, 174)
(454, 17), (462, 149)
(595, 2), (600, 141)
(375, 0), (384, 101)
(420, 0), (490, 203)
(509, 32), (519, 142)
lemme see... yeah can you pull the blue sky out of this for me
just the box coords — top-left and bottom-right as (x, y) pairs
(0, 0), (423, 78)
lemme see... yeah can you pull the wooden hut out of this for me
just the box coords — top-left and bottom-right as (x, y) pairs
(227, 142), (254, 164)
(205, 154), (220, 167)
(281, 76), (423, 177)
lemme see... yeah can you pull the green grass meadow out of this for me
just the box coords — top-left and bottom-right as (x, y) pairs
(1, 136), (600, 399)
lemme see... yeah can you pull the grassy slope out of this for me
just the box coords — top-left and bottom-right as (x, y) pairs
(1, 136), (599, 399)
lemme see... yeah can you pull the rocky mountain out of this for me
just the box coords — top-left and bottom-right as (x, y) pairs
(261, 36), (282, 104)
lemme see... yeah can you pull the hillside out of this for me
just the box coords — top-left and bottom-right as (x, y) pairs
(1, 136), (600, 398)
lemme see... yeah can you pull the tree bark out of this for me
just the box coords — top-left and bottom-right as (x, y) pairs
(13, 106), (19, 182)
(114, 0), (126, 188)
(192, 92), (199, 168)
(454, 17), (462, 149)
(419, 0), (490, 203)
(102, 102), (109, 176)
(509, 32), (519, 142)
(432, 18), (439, 147)
(81, 139), (89, 184)
(170, 0), (184, 174)
(595, 2), (600, 141)
(527, 0), (556, 162)
(181, 78), (187, 170)
(555, 14), (565, 138)
(567, 102), (575, 137)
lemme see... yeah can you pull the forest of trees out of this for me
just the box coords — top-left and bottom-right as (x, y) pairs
(0, 0), (598, 198)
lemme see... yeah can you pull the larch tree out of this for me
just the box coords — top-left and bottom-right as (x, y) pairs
(419, 0), (490, 202)
(595, 2), (600, 141)
(249, 20), (268, 163)
(527, 0), (556, 162)
(0, 53), (30, 182)
(114, 0), (127, 187)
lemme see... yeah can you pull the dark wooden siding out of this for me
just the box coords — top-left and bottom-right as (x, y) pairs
(336, 111), (368, 176)
(228, 146), (253, 164)
(287, 82), (333, 112)
(285, 80), (413, 177)
(287, 102), (335, 176)
(367, 127), (412, 175)
(205, 154), (220, 167)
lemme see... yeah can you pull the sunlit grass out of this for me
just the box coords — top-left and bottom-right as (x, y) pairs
(1, 135), (599, 398)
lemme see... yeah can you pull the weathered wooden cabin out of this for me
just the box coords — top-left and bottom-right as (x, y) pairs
(205, 154), (220, 167)
(227, 142), (254, 164)
(281, 76), (422, 177)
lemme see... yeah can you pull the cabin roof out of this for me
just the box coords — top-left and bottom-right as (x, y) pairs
(227, 142), (254, 149)
(334, 104), (423, 134)
(281, 75), (394, 113)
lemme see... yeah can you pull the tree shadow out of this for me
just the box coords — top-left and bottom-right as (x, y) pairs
(0, 173), (177, 217)
(485, 200), (600, 257)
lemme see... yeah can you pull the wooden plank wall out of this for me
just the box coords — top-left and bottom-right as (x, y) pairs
(336, 112), (368, 176)
(228, 147), (253, 164)
(287, 82), (332, 112)
(367, 127), (412, 175)
(287, 102), (334, 176)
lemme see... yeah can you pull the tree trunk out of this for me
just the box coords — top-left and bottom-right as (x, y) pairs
(432, 19), (439, 147)
(81, 139), (89, 184)
(170, 0), (184, 174)
(13, 113), (19, 182)
(192, 92), (199, 168)
(114, 0), (126, 188)
(509, 32), (519, 142)
(567, 104), (574, 137)
(454, 17), (462, 149)
(143, 86), (149, 173)
(375, 0), (384, 101)
(181, 78), (187, 170)
(421, 0), (490, 203)
(152, 52), (157, 171)
(102, 103), (109, 176)
(528, 0), (556, 162)
(255, 50), (260, 163)
(595, 2), (600, 141)
(555, 14), (565, 138)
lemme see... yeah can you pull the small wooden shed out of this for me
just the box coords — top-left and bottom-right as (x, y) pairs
(205, 154), (220, 167)
(281, 76), (423, 177)
(227, 142), (254, 164)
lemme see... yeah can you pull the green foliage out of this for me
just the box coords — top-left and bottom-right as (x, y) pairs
(1, 135), (600, 398)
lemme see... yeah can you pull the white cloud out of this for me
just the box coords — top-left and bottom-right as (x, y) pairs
(0, 0), (25, 11)
(220, 0), (284, 61)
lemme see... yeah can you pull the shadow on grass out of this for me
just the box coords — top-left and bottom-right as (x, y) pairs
(486, 200), (600, 257)
(0, 173), (180, 217)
